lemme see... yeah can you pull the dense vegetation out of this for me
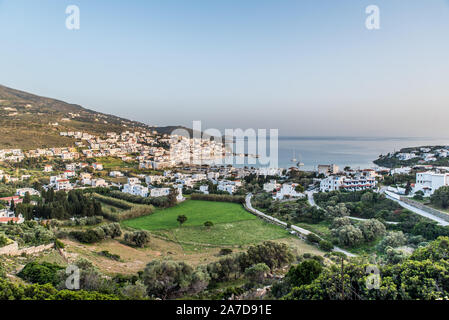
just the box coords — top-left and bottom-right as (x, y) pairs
(252, 194), (326, 224)
(276, 237), (449, 300)
(0, 221), (54, 247)
(89, 188), (177, 208)
(16, 189), (102, 220)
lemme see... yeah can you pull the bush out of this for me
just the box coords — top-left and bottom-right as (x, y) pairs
(18, 262), (64, 286)
(190, 193), (245, 204)
(219, 248), (233, 256)
(306, 233), (321, 244)
(0, 234), (9, 247)
(54, 239), (65, 249)
(99, 250), (120, 261)
(318, 240), (334, 251)
(124, 230), (150, 248)
(245, 263), (270, 285)
(70, 223), (122, 244)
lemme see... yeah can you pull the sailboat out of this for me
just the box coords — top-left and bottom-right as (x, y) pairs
(291, 150), (297, 162)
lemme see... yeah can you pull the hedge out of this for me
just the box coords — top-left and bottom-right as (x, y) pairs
(190, 193), (245, 204)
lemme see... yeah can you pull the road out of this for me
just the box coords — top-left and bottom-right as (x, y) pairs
(245, 194), (356, 257)
(384, 193), (449, 226)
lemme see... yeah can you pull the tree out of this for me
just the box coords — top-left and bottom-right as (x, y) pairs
(405, 182), (412, 195)
(245, 263), (270, 285)
(177, 215), (187, 226)
(319, 240), (334, 252)
(239, 241), (294, 271)
(333, 224), (364, 247)
(431, 186), (449, 209)
(286, 259), (322, 287)
(124, 231), (150, 248)
(295, 184), (305, 193)
(325, 203), (349, 218)
(23, 192), (31, 204)
(378, 231), (407, 252)
(204, 221), (214, 230)
(119, 280), (148, 300)
(413, 190), (424, 201)
(359, 219), (386, 242)
(141, 260), (209, 299)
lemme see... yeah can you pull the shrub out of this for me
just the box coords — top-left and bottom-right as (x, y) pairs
(18, 262), (64, 286)
(306, 233), (321, 244)
(219, 248), (233, 256)
(190, 193), (245, 204)
(124, 230), (150, 248)
(245, 263), (270, 285)
(54, 239), (65, 249)
(318, 240), (334, 252)
(99, 250), (120, 261)
(69, 223), (122, 244)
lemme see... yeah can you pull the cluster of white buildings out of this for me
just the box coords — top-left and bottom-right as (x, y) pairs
(122, 177), (179, 199)
(414, 171), (449, 196)
(0, 209), (24, 224)
(319, 169), (378, 192)
(395, 147), (449, 163)
(262, 180), (304, 200)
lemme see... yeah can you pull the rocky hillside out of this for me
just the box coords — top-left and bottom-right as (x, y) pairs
(0, 85), (185, 149)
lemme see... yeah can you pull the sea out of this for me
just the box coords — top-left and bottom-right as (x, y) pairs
(224, 136), (449, 170)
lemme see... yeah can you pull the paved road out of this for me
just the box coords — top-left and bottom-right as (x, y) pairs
(245, 194), (356, 257)
(384, 193), (449, 226)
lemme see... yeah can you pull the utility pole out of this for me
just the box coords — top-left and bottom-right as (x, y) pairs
(340, 257), (345, 300)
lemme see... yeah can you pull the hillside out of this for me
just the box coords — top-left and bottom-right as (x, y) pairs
(0, 85), (187, 149)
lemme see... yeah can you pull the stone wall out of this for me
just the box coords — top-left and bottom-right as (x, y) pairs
(400, 197), (449, 223)
(0, 242), (54, 256)
(0, 242), (19, 255)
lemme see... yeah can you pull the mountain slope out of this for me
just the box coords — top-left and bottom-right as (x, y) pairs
(0, 85), (184, 149)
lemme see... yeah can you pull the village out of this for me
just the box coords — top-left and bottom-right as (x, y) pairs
(2, 127), (449, 227)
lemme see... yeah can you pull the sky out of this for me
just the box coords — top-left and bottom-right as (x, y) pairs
(0, 0), (449, 137)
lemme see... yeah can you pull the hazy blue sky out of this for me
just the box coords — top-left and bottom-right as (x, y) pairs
(1, 0), (449, 137)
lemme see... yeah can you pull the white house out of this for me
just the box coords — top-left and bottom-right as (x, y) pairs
(16, 188), (40, 197)
(150, 188), (170, 197)
(65, 163), (77, 171)
(0, 209), (24, 224)
(263, 180), (279, 193)
(127, 177), (140, 185)
(273, 183), (304, 200)
(63, 170), (76, 179)
(145, 175), (165, 185)
(397, 153), (417, 161)
(92, 163), (103, 170)
(109, 171), (124, 177)
(320, 176), (345, 192)
(207, 172), (220, 180)
(123, 183), (149, 197)
(91, 179), (108, 187)
(43, 165), (53, 172)
(56, 179), (72, 191)
(414, 171), (449, 196)
(199, 185), (209, 194)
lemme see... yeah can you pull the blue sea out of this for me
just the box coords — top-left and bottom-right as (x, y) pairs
(227, 136), (449, 170)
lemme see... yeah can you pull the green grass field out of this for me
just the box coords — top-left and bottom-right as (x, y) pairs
(123, 200), (256, 230)
(122, 200), (290, 246)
